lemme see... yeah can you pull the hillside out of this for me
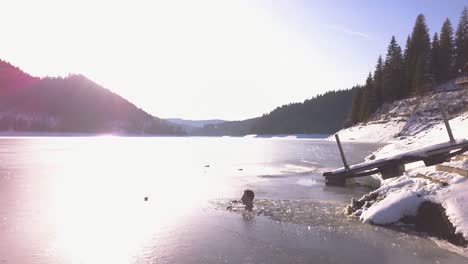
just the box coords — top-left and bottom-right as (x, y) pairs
(333, 88), (468, 144)
(191, 89), (356, 136)
(251, 89), (356, 135)
(0, 60), (184, 135)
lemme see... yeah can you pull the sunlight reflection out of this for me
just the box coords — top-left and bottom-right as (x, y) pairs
(7, 137), (330, 263)
(44, 137), (217, 263)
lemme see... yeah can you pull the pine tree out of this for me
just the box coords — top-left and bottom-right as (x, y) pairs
(348, 86), (364, 124)
(455, 6), (468, 73)
(382, 36), (404, 101)
(373, 55), (384, 107)
(430, 33), (442, 84)
(407, 14), (432, 94)
(439, 18), (456, 82)
(358, 73), (375, 121)
(402, 35), (412, 98)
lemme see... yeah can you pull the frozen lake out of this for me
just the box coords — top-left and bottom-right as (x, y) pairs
(0, 136), (466, 263)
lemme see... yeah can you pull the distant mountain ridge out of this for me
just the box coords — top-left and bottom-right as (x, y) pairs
(0, 59), (184, 135)
(190, 117), (260, 136)
(166, 118), (226, 132)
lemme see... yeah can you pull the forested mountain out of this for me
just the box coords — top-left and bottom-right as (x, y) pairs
(0, 60), (184, 134)
(251, 89), (356, 134)
(348, 7), (468, 124)
(191, 89), (356, 136)
(166, 118), (226, 133)
(190, 118), (259, 136)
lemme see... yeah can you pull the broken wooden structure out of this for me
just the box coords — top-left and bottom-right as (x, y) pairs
(323, 104), (468, 185)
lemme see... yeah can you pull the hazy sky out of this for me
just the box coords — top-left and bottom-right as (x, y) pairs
(1, 0), (466, 120)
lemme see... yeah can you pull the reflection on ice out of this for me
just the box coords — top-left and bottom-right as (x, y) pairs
(6, 137), (463, 264)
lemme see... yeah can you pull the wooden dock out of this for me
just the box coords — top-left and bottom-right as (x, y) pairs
(323, 104), (468, 185)
(323, 139), (468, 185)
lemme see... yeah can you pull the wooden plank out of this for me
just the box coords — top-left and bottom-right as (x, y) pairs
(335, 134), (349, 171)
(436, 164), (468, 177)
(439, 104), (455, 144)
(415, 174), (449, 186)
(454, 154), (468, 161)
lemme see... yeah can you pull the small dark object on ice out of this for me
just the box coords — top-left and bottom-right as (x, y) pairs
(241, 190), (255, 211)
(144, 197), (148, 201)
(204, 165), (210, 168)
(238, 168), (243, 171)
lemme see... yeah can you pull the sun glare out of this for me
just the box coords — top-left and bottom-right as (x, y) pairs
(0, 0), (349, 120)
(36, 137), (243, 263)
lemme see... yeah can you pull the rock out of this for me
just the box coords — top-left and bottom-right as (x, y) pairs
(415, 201), (468, 247)
(359, 192), (379, 202)
(344, 205), (353, 215)
(354, 209), (363, 217)
(346, 192), (380, 216)
(351, 198), (365, 210)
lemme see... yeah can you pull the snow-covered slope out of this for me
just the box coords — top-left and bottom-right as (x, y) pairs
(331, 89), (468, 144)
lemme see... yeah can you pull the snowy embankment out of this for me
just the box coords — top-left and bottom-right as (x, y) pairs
(332, 88), (468, 246)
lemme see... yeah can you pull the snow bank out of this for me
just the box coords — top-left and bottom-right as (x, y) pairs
(355, 158), (468, 242)
(355, 169), (468, 241)
(351, 151), (468, 241)
(439, 176), (468, 241)
(360, 190), (424, 224)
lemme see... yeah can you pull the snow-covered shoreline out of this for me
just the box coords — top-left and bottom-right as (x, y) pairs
(331, 89), (468, 248)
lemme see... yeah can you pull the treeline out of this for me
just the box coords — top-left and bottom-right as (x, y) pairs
(190, 89), (355, 136)
(251, 89), (356, 134)
(191, 117), (260, 136)
(348, 7), (468, 125)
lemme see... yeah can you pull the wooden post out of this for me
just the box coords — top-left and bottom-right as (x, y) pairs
(439, 104), (455, 144)
(335, 134), (349, 171)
